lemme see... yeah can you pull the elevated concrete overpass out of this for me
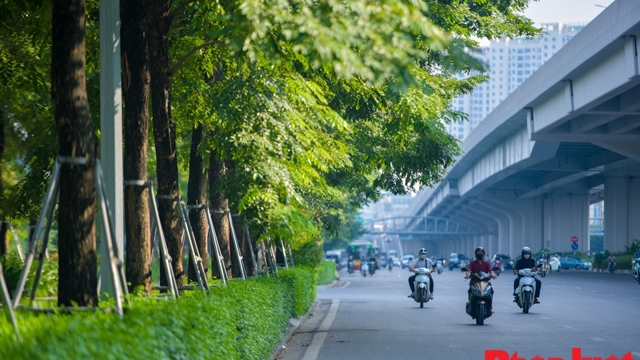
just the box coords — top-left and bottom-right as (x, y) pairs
(405, 0), (640, 258)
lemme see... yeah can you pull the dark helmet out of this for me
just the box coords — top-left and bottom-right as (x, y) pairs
(522, 247), (532, 256)
(474, 247), (485, 255)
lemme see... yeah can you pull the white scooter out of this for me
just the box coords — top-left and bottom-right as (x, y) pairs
(633, 258), (640, 284)
(515, 268), (537, 313)
(361, 262), (369, 277)
(412, 268), (432, 308)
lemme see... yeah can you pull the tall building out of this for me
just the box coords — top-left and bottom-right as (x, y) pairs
(358, 192), (415, 222)
(446, 23), (586, 140)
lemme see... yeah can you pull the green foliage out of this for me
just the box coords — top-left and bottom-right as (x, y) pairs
(597, 255), (633, 271)
(315, 261), (336, 286)
(0, 268), (314, 360)
(594, 252), (606, 270)
(623, 239), (640, 255)
(1, 255), (58, 300)
(290, 236), (324, 268)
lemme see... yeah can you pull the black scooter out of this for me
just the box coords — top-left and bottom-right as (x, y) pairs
(462, 267), (494, 325)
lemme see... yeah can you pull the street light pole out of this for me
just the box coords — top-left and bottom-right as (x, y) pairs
(99, 0), (123, 300)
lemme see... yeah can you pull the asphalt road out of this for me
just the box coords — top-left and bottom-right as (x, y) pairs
(276, 266), (640, 360)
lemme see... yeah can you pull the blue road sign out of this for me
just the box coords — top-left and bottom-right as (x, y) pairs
(571, 243), (579, 250)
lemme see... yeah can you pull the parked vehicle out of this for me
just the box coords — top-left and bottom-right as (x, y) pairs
(548, 255), (561, 272)
(449, 253), (464, 270)
(515, 268), (537, 314)
(436, 259), (443, 274)
(401, 255), (414, 269)
(559, 256), (592, 270)
(462, 268), (494, 325)
(411, 267), (432, 308)
(491, 254), (513, 270)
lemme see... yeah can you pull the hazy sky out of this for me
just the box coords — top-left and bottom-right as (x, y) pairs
(522, 0), (616, 25)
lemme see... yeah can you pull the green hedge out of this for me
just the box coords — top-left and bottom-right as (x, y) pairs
(597, 255), (633, 271)
(315, 261), (336, 285)
(0, 267), (315, 360)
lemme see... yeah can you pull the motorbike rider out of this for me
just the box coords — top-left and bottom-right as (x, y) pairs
(464, 247), (497, 311)
(633, 246), (640, 277)
(407, 248), (436, 299)
(513, 247), (542, 304)
(465, 247), (498, 283)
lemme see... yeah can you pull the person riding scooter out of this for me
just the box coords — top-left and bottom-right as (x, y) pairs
(464, 247), (497, 317)
(408, 248), (436, 299)
(513, 247), (542, 304)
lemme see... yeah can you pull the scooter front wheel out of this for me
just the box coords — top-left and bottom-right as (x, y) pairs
(523, 292), (532, 314)
(476, 304), (485, 325)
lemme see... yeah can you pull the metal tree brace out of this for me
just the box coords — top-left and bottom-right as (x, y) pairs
(0, 263), (19, 338)
(12, 157), (129, 317)
(0, 221), (25, 263)
(124, 182), (180, 299)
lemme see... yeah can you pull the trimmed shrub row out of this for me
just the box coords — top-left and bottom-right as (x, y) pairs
(0, 267), (315, 360)
(315, 261), (336, 285)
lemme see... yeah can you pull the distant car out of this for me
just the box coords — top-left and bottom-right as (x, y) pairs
(548, 255), (561, 272)
(401, 255), (415, 269)
(491, 254), (513, 270)
(390, 256), (401, 266)
(449, 253), (466, 270)
(559, 256), (592, 270)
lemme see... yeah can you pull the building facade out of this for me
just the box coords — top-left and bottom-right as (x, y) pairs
(446, 23), (585, 140)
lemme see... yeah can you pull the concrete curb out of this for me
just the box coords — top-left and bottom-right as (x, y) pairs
(270, 300), (318, 360)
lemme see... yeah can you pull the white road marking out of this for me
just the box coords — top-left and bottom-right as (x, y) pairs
(339, 281), (351, 289)
(541, 316), (551, 320)
(590, 337), (605, 342)
(302, 299), (340, 360)
(562, 325), (575, 330)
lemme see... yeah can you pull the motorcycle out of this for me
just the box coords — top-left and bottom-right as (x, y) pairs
(388, 259), (393, 271)
(411, 267), (432, 308)
(462, 268), (493, 325)
(608, 259), (616, 274)
(436, 260), (443, 274)
(536, 259), (548, 278)
(368, 260), (376, 276)
(515, 268), (537, 314)
(492, 260), (503, 277)
(361, 262), (369, 277)
(347, 260), (354, 274)
(633, 258), (640, 284)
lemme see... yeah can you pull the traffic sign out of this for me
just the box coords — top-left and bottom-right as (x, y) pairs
(571, 236), (579, 243)
(571, 243), (579, 250)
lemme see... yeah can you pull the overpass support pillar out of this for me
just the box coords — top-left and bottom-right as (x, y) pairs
(469, 205), (510, 256)
(604, 177), (640, 253)
(543, 192), (589, 253)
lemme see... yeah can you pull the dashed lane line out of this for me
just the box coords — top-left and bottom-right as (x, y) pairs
(339, 281), (351, 289)
(302, 299), (340, 360)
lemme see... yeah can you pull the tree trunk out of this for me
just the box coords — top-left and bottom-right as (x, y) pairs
(0, 108), (7, 257)
(51, 0), (98, 307)
(187, 123), (208, 282)
(208, 152), (232, 278)
(121, 0), (151, 295)
(147, 1), (183, 288)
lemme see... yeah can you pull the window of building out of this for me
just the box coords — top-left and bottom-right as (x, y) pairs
(517, 56), (523, 61)
(552, 45), (556, 49)
(517, 70), (523, 75)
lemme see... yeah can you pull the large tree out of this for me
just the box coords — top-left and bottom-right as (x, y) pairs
(121, 0), (152, 294)
(51, 0), (97, 307)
